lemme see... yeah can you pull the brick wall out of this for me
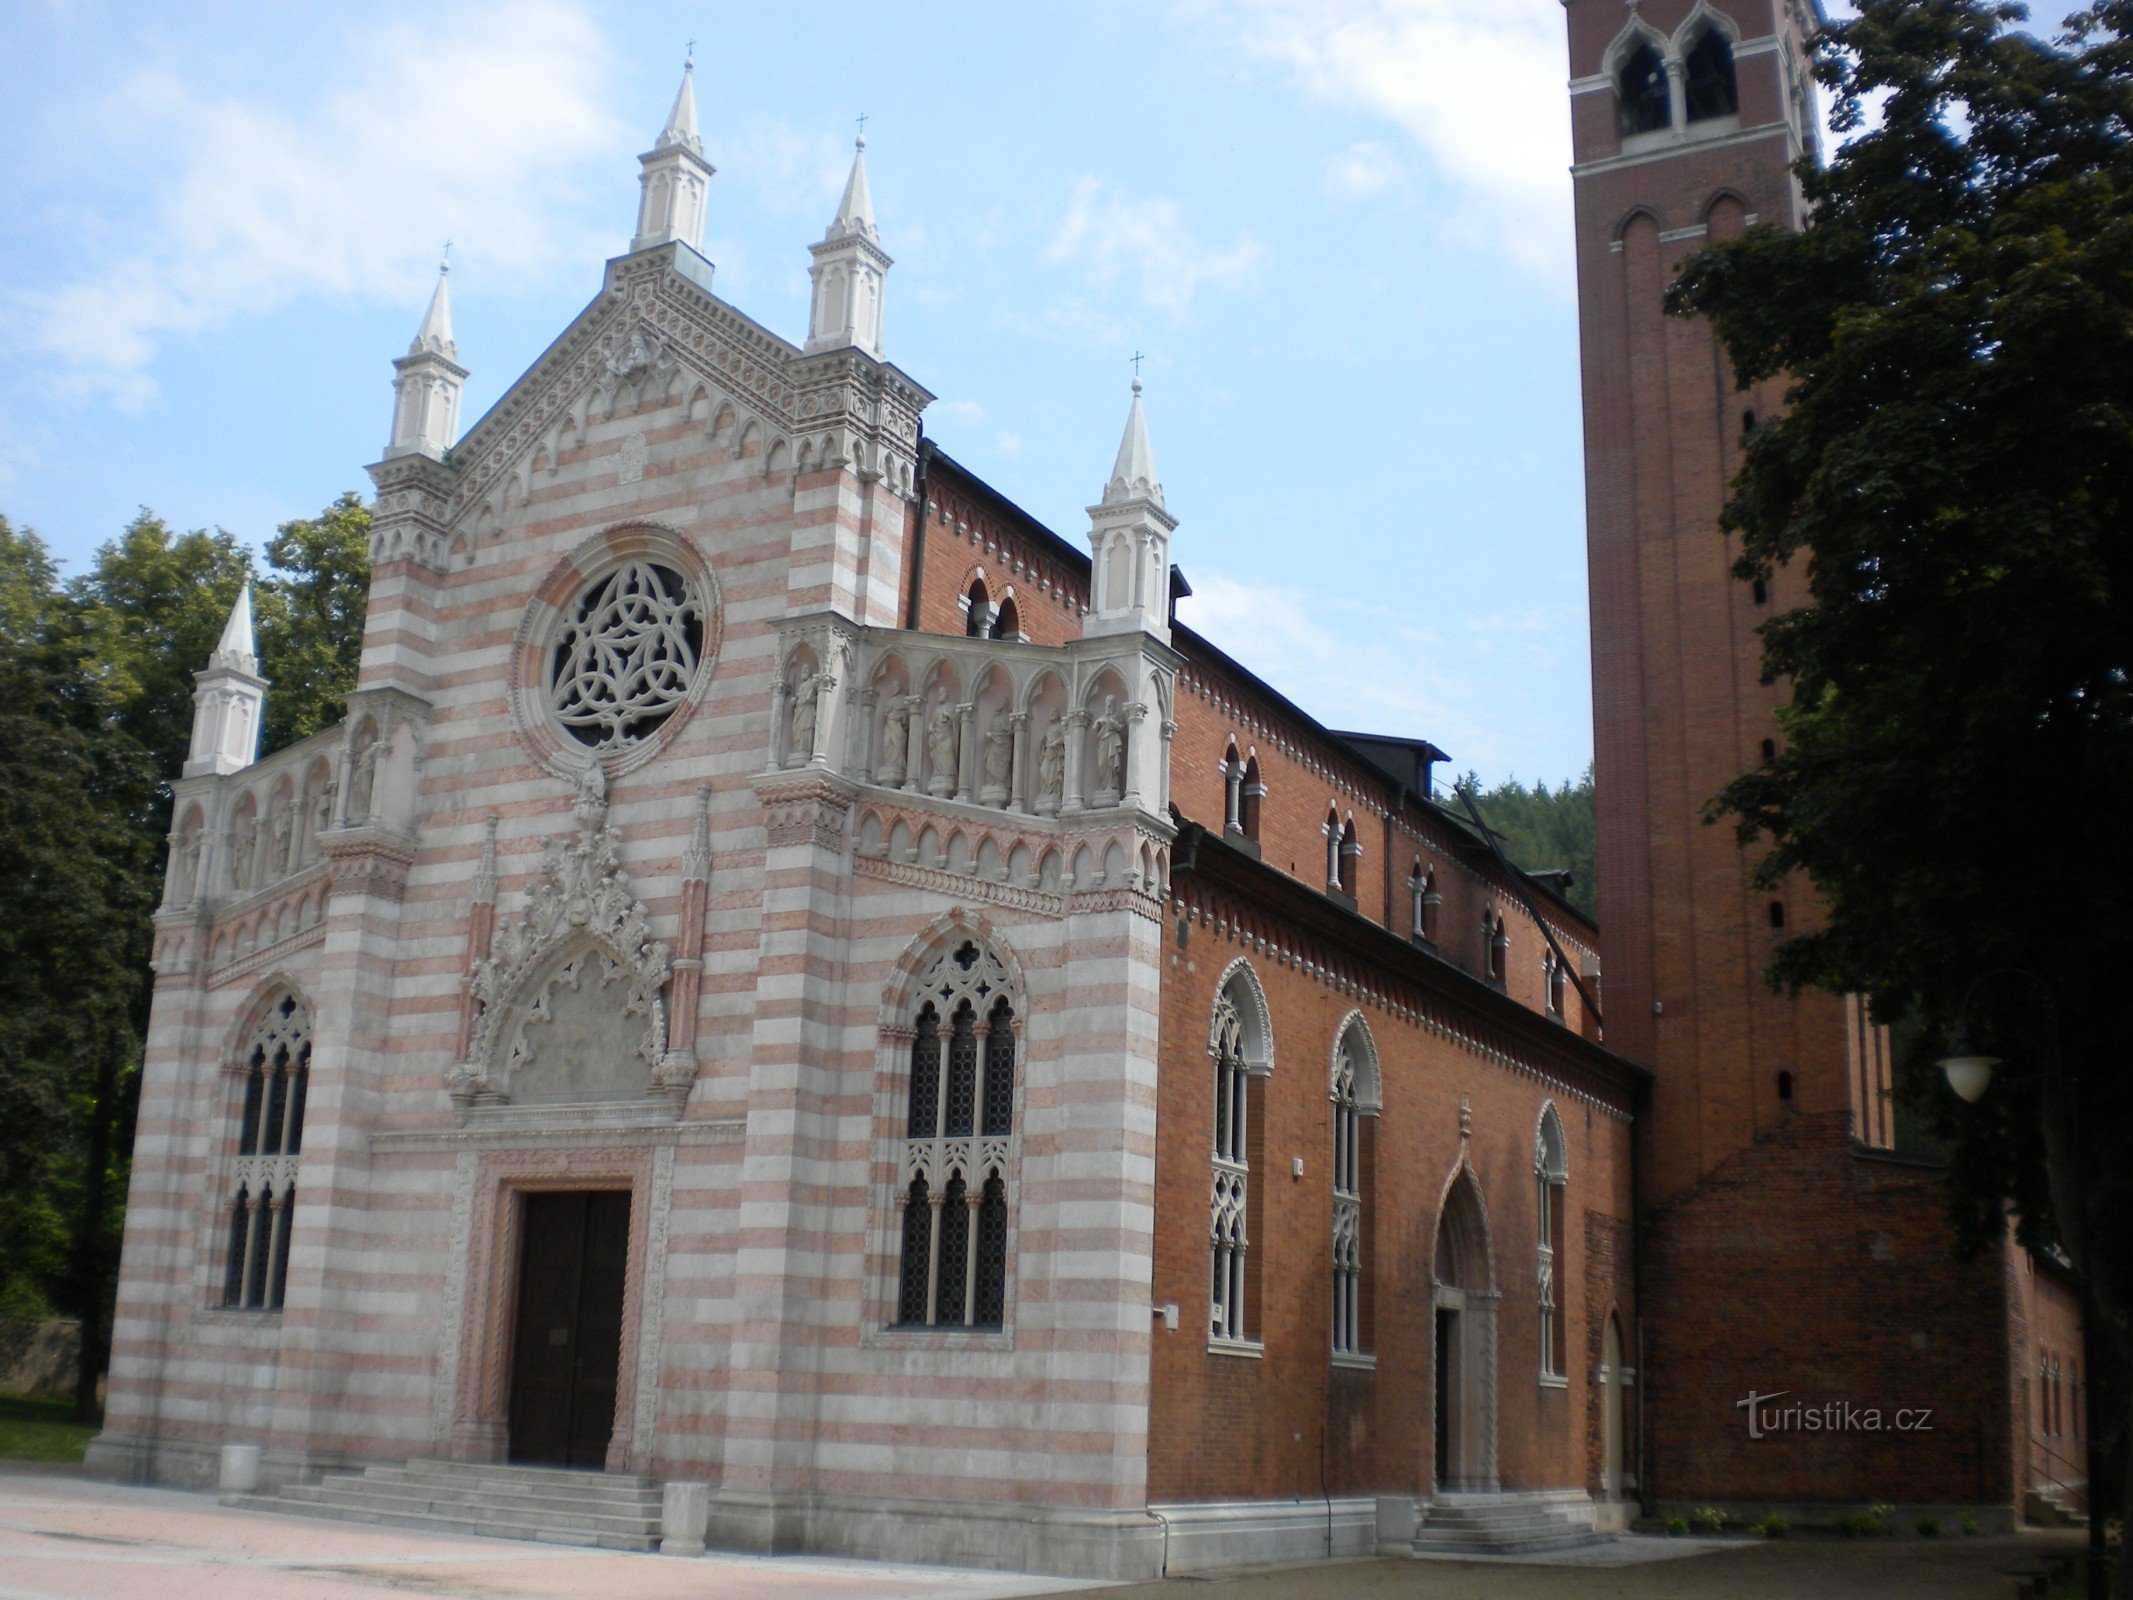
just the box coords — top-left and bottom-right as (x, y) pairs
(1148, 862), (1637, 1505)
(1639, 1112), (2017, 1509)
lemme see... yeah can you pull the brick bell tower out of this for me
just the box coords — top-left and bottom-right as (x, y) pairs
(1567, 0), (2028, 1520)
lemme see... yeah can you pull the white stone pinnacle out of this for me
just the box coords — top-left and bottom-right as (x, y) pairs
(1104, 379), (1163, 509)
(409, 260), (455, 360)
(212, 582), (258, 673)
(660, 58), (703, 153)
(827, 137), (878, 243)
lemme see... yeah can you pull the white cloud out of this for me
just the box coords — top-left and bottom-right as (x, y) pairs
(1324, 139), (1406, 203)
(1181, 0), (1572, 278)
(1175, 569), (1588, 782)
(18, 0), (623, 407)
(994, 430), (1023, 458)
(1045, 177), (1264, 318)
(934, 398), (987, 425)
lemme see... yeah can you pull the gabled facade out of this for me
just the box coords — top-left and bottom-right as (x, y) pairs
(93, 64), (1645, 1575)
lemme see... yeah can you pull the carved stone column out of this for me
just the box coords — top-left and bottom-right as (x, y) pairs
(852, 687), (879, 783)
(904, 696), (926, 795)
(1008, 711), (1031, 813)
(1062, 709), (1090, 816)
(1123, 701), (1149, 811)
(769, 678), (793, 772)
(954, 702), (977, 805)
(808, 671), (838, 769)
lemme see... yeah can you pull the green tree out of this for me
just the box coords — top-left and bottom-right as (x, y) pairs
(1669, 2), (2133, 1580)
(256, 492), (371, 751)
(1463, 769), (1597, 920)
(0, 519), (159, 1416)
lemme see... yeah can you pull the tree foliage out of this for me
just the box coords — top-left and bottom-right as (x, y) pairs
(0, 495), (369, 1413)
(1462, 769), (1597, 920)
(1669, 0), (2132, 1568)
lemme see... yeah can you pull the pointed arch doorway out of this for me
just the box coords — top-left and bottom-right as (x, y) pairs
(1430, 1168), (1499, 1493)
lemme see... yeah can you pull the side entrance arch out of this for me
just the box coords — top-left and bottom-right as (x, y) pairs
(1430, 1165), (1499, 1493)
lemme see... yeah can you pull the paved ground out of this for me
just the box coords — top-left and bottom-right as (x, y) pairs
(1105, 1533), (2088, 1600)
(0, 1469), (2086, 1600)
(0, 1470), (1102, 1600)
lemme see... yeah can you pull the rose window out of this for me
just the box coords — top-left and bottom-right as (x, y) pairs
(548, 561), (706, 749)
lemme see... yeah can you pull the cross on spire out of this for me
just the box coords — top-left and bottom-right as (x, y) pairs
(685, 37), (695, 64)
(1130, 349), (1145, 394)
(856, 110), (869, 149)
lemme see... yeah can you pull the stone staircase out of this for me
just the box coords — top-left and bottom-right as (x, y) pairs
(2024, 1483), (2086, 1528)
(228, 1459), (665, 1551)
(1411, 1491), (1611, 1556)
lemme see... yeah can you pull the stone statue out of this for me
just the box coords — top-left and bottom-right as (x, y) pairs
(927, 703), (959, 797)
(271, 804), (295, 876)
(231, 821), (257, 891)
(1036, 719), (1066, 814)
(980, 705), (1012, 804)
(311, 783), (336, 849)
(349, 737), (380, 821)
(788, 669), (820, 767)
(877, 695), (910, 787)
(175, 833), (203, 905)
(1093, 697), (1125, 804)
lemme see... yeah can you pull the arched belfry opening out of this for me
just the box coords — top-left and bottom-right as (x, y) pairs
(1431, 1167), (1500, 1494)
(1616, 41), (1670, 136)
(1683, 27), (1739, 122)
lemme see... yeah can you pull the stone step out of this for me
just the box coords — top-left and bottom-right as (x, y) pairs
(276, 1481), (661, 1537)
(229, 1493), (662, 1551)
(342, 1467), (662, 1513)
(1411, 1492), (1610, 1557)
(229, 1459), (667, 1553)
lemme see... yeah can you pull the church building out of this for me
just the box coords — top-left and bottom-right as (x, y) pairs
(89, 0), (2081, 1575)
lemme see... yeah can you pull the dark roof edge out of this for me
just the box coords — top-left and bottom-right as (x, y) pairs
(1172, 819), (1648, 1106)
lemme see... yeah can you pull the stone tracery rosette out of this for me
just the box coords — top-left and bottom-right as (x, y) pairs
(449, 767), (684, 1118)
(508, 524), (723, 779)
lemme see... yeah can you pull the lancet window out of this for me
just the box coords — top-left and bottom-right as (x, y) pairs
(894, 939), (1018, 1328)
(222, 993), (311, 1312)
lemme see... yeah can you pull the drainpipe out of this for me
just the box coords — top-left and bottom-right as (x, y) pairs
(902, 436), (931, 630)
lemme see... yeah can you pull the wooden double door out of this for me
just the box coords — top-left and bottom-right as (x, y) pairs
(507, 1190), (630, 1468)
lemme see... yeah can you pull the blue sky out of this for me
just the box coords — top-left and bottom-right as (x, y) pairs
(2, 1), (2077, 785)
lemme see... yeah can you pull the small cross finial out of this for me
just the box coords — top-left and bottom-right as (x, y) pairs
(1129, 350), (1145, 395)
(856, 110), (869, 150)
(440, 240), (451, 275)
(685, 38), (695, 66)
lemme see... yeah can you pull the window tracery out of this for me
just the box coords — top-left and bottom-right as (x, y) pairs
(894, 939), (1018, 1328)
(548, 560), (706, 749)
(1536, 1105), (1568, 1379)
(222, 993), (311, 1311)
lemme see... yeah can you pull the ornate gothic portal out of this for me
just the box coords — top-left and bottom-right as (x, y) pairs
(1431, 1168), (1499, 1493)
(450, 766), (686, 1117)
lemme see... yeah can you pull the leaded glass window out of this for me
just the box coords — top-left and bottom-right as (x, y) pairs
(1332, 1038), (1362, 1356)
(1210, 994), (1251, 1342)
(893, 940), (1018, 1329)
(223, 994), (311, 1311)
(1536, 1105), (1568, 1379)
(548, 561), (706, 749)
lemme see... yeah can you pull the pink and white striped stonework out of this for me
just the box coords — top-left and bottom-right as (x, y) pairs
(93, 82), (1649, 1578)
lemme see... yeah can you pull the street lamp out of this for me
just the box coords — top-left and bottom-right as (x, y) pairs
(1936, 1027), (2001, 1104)
(1937, 973), (2106, 1600)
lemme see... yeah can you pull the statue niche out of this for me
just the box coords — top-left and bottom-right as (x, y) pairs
(449, 766), (685, 1118)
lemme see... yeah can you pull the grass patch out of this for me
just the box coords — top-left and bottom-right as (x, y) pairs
(0, 1394), (97, 1463)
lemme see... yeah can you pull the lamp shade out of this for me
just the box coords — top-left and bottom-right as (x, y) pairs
(1939, 1054), (1999, 1104)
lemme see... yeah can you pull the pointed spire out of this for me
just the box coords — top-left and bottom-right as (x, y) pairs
(827, 135), (878, 244)
(409, 255), (455, 359)
(1104, 378), (1164, 509)
(633, 53), (717, 255)
(211, 582), (258, 673)
(658, 55), (702, 154)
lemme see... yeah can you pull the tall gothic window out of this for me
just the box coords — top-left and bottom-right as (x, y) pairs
(1536, 1105), (1569, 1380)
(1208, 966), (1269, 1347)
(1330, 1028), (1365, 1356)
(1211, 997), (1250, 1342)
(894, 940), (1018, 1328)
(222, 993), (311, 1311)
